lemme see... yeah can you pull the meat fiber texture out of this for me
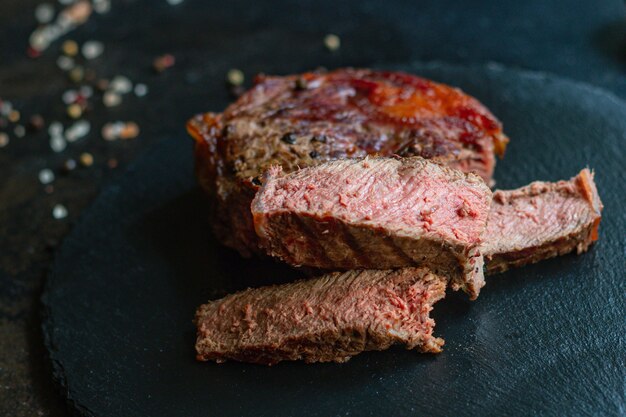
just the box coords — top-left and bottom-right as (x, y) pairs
(195, 268), (446, 365)
(252, 157), (492, 299)
(482, 169), (603, 273)
(186, 68), (509, 257)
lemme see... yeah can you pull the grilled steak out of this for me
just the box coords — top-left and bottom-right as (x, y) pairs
(252, 157), (491, 299)
(482, 169), (603, 273)
(195, 268), (446, 365)
(252, 159), (602, 282)
(187, 68), (509, 256)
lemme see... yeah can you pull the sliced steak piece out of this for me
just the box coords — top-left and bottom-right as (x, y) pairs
(187, 68), (509, 257)
(251, 157), (492, 299)
(195, 268), (446, 365)
(482, 169), (603, 273)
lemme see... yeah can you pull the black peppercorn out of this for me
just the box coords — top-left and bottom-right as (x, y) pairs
(61, 159), (77, 173)
(281, 133), (297, 144)
(294, 77), (308, 90)
(222, 124), (233, 137)
(311, 134), (327, 143)
(252, 177), (262, 186)
(309, 150), (319, 158)
(28, 114), (45, 132)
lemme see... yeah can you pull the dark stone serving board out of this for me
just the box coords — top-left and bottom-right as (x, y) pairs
(42, 62), (626, 417)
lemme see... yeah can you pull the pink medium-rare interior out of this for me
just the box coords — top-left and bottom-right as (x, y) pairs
(255, 158), (491, 245)
(195, 268), (446, 364)
(482, 169), (602, 257)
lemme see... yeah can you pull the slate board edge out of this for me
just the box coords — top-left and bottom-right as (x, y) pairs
(40, 60), (626, 417)
(40, 138), (174, 417)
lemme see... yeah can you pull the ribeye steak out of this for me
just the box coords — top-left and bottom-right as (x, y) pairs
(187, 68), (509, 256)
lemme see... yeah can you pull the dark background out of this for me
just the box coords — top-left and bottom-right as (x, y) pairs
(0, 1), (625, 415)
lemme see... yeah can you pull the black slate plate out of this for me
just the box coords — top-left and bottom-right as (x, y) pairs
(43, 62), (626, 417)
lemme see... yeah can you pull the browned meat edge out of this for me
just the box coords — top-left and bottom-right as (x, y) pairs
(482, 169), (602, 274)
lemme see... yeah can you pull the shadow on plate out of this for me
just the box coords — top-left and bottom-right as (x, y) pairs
(592, 19), (626, 69)
(131, 187), (480, 374)
(135, 187), (309, 301)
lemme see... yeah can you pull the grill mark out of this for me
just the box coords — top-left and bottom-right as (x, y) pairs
(290, 214), (335, 267)
(337, 226), (376, 268)
(383, 235), (418, 265)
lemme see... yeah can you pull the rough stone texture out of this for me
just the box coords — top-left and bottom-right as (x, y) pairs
(2, 0), (626, 415)
(42, 63), (626, 417)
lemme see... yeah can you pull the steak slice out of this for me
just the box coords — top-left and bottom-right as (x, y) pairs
(195, 268), (446, 365)
(251, 157), (492, 299)
(187, 68), (509, 257)
(482, 169), (603, 274)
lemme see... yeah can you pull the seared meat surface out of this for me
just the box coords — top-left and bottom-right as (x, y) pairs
(187, 68), (509, 256)
(252, 157), (491, 299)
(252, 158), (602, 279)
(195, 268), (446, 365)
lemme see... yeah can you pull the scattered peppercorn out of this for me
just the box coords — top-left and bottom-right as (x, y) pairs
(79, 85), (93, 98)
(103, 91), (122, 107)
(323, 34), (341, 51)
(0, 101), (12, 116)
(28, 114), (45, 131)
(27, 47), (42, 59)
(48, 121), (63, 137)
(312, 134), (327, 143)
(52, 204), (68, 219)
(67, 103), (82, 119)
(81, 40), (104, 60)
(93, 0), (110, 14)
(13, 125), (25, 138)
(57, 55), (75, 71)
(62, 159), (77, 173)
(153, 54), (175, 73)
(35, 3), (55, 24)
(79, 152), (93, 167)
(96, 79), (110, 92)
(281, 133), (297, 144)
(62, 40), (79, 57)
(38, 169), (55, 185)
(62, 90), (78, 105)
(110, 75), (132, 94)
(226, 69), (244, 86)
(0, 132), (8, 148)
(252, 177), (262, 186)
(8, 110), (20, 123)
(119, 121), (139, 139)
(68, 66), (84, 83)
(62, 1), (92, 26)
(309, 150), (319, 158)
(134, 83), (148, 97)
(50, 136), (67, 153)
(65, 120), (90, 142)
